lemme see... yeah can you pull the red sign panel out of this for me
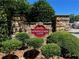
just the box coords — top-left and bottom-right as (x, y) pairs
(31, 25), (49, 38)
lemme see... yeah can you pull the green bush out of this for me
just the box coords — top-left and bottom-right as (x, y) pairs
(47, 31), (79, 57)
(0, 39), (22, 53)
(15, 32), (30, 43)
(27, 38), (44, 48)
(40, 43), (61, 59)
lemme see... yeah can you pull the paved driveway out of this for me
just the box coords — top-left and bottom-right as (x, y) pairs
(68, 29), (79, 38)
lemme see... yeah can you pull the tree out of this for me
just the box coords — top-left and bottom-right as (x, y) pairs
(28, 0), (55, 22)
(12, 0), (30, 14)
(0, 0), (30, 37)
(0, 0), (29, 13)
(69, 14), (75, 23)
(47, 32), (79, 58)
(70, 14), (79, 23)
(75, 15), (79, 21)
(0, 8), (9, 41)
(41, 43), (61, 59)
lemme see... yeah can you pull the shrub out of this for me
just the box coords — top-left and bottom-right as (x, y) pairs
(15, 32), (30, 43)
(27, 38), (44, 48)
(0, 39), (22, 53)
(41, 43), (61, 59)
(47, 31), (79, 57)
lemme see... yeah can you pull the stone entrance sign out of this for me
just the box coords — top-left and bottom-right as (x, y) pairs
(31, 25), (49, 38)
(11, 14), (70, 38)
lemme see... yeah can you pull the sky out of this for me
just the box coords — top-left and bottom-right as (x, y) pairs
(28, 0), (79, 15)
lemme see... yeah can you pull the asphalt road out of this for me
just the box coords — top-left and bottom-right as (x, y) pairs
(68, 29), (79, 38)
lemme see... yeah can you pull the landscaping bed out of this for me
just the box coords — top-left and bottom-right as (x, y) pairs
(0, 32), (79, 59)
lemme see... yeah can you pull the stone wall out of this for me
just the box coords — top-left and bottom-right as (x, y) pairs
(11, 14), (52, 38)
(11, 14), (70, 38)
(11, 14), (27, 34)
(56, 15), (70, 31)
